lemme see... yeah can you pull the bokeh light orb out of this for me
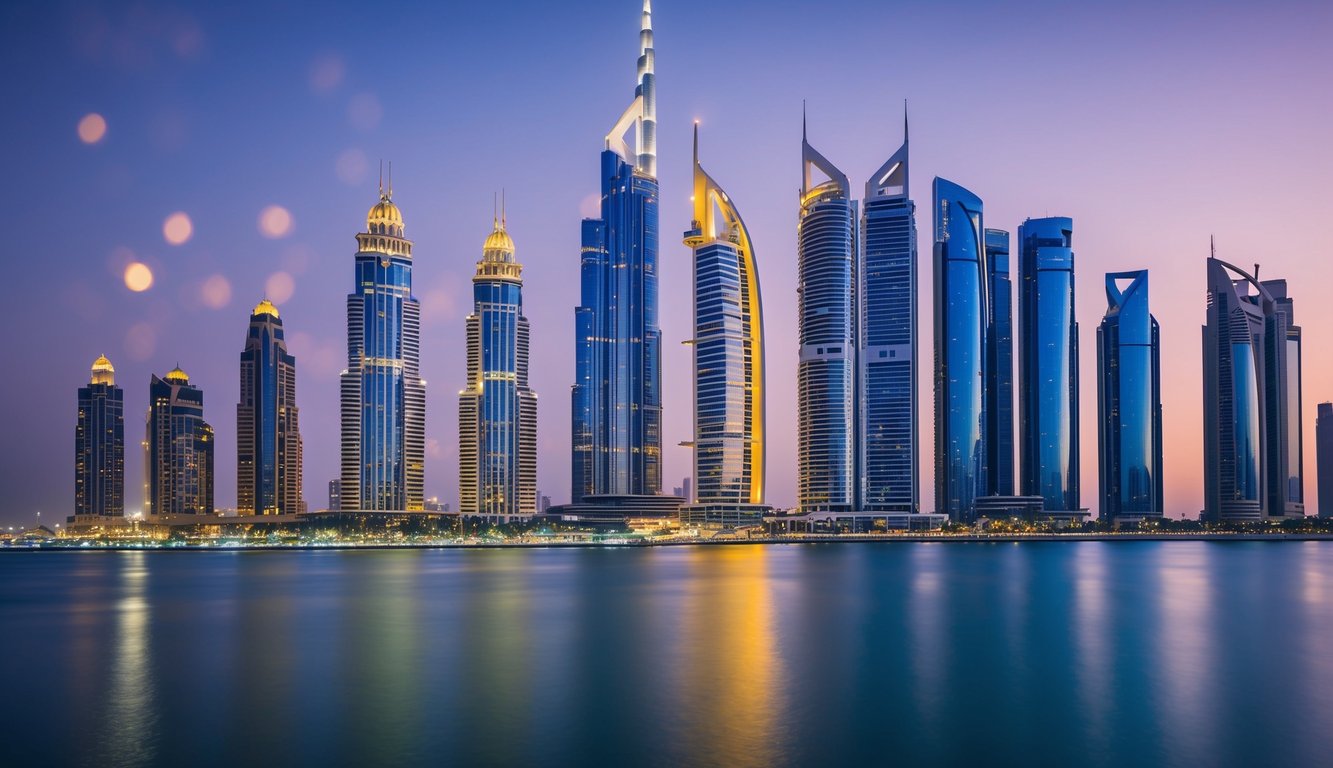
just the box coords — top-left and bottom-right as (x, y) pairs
(163, 212), (193, 245)
(125, 323), (157, 361)
(336, 148), (369, 185)
(200, 274), (232, 309)
(78, 113), (107, 144)
(124, 262), (154, 292)
(258, 205), (293, 238)
(265, 271), (296, 304)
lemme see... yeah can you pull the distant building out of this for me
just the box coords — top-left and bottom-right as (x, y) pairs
(682, 477), (691, 505)
(423, 497), (448, 513)
(238, 299), (303, 515)
(458, 209), (538, 520)
(328, 479), (341, 512)
(1097, 271), (1163, 521)
(146, 367), (213, 516)
(984, 228), (1015, 497)
(539, 494), (551, 514)
(1018, 217), (1080, 515)
(1318, 403), (1332, 518)
(75, 355), (124, 517)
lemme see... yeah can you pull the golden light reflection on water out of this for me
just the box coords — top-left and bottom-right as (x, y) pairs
(677, 546), (785, 767)
(103, 551), (155, 766)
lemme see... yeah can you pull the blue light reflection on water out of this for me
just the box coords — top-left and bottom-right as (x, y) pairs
(2, 542), (1332, 767)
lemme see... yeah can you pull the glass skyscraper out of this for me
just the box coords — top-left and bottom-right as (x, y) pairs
(1318, 402), (1332, 519)
(1018, 217), (1080, 514)
(238, 299), (303, 516)
(797, 115), (856, 513)
(75, 355), (123, 518)
(984, 228), (1015, 497)
(340, 178), (426, 512)
(859, 116), (916, 513)
(146, 367), (213, 516)
(1097, 270), (1162, 521)
(1203, 256), (1302, 520)
(681, 126), (767, 526)
(932, 178), (987, 521)
(459, 211), (538, 519)
(571, 0), (662, 503)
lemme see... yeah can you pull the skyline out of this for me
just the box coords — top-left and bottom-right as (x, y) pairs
(4, 0), (1333, 524)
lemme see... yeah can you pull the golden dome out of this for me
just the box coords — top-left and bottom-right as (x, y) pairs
(165, 365), (190, 385)
(90, 354), (115, 386)
(367, 194), (405, 237)
(253, 298), (279, 318)
(483, 217), (515, 259)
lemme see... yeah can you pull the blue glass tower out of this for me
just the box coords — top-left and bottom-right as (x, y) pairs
(340, 175), (426, 512)
(798, 114), (857, 513)
(984, 228), (1015, 497)
(933, 178), (987, 521)
(571, 0), (662, 503)
(1097, 270), (1162, 521)
(238, 300), (303, 515)
(75, 355), (124, 518)
(1261, 279), (1303, 517)
(1018, 217), (1080, 514)
(859, 113), (917, 513)
(459, 210), (538, 519)
(146, 367), (213, 516)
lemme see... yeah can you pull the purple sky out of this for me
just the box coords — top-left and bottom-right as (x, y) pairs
(2, 0), (1331, 526)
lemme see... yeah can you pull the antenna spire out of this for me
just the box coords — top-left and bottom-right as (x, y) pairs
(1210, 234), (1215, 259)
(802, 99), (807, 142)
(501, 189), (506, 228)
(904, 99), (909, 143)
(378, 159), (384, 199)
(387, 161), (393, 200)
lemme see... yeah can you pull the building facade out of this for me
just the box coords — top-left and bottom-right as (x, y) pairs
(1318, 402), (1332, 518)
(1263, 280), (1303, 517)
(571, 0), (662, 503)
(459, 211), (538, 519)
(75, 355), (124, 517)
(339, 178), (426, 512)
(797, 115), (856, 513)
(1018, 217), (1080, 514)
(328, 479), (341, 512)
(984, 228), (1015, 497)
(146, 367), (213, 516)
(681, 126), (767, 526)
(859, 116), (916, 513)
(238, 299), (303, 515)
(1097, 270), (1162, 521)
(932, 178), (988, 521)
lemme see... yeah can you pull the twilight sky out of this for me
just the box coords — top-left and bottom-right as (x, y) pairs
(1, 0), (1330, 526)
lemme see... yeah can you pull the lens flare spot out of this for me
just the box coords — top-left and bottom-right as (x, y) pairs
(347, 92), (383, 132)
(258, 205), (293, 238)
(265, 271), (295, 304)
(163, 212), (193, 245)
(125, 323), (157, 361)
(199, 274), (231, 309)
(78, 113), (108, 144)
(309, 54), (345, 93)
(124, 262), (154, 292)
(336, 148), (369, 186)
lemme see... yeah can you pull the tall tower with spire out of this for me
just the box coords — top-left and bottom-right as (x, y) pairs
(459, 203), (538, 519)
(340, 168), (426, 512)
(571, 0), (663, 504)
(238, 299), (304, 515)
(75, 355), (124, 518)
(797, 110), (857, 513)
(681, 125), (768, 526)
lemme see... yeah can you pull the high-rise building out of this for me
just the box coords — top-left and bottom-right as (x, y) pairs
(75, 355), (124, 518)
(459, 210), (538, 520)
(1202, 256), (1302, 520)
(570, 0), (662, 504)
(797, 113), (856, 513)
(859, 112), (916, 513)
(1317, 403), (1332, 518)
(681, 125), (768, 527)
(146, 367), (213, 516)
(328, 479), (341, 512)
(340, 174), (426, 512)
(933, 178), (987, 521)
(1097, 270), (1163, 521)
(984, 228), (1015, 497)
(1018, 217), (1080, 515)
(237, 299), (303, 515)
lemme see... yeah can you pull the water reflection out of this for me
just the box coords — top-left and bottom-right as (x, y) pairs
(1154, 543), (1216, 764)
(1073, 543), (1110, 753)
(102, 551), (155, 767)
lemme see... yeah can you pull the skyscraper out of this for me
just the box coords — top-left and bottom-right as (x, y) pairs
(859, 112), (916, 513)
(1202, 256), (1302, 520)
(1097, 270), (1162, 521)
(571, 0), (662, 503)
(75, 355), (124, 518)
(146, 367), (213, 516)
(237, 299), (303, 516)
(1318, 403), (1332, 518)
(1018, 217), (1080, 515)
(681, 125), (767, 526)
(797, 113), (856, 513)
(459, 209), (538, 519)
(340, 174), (426, 512)
(984, 228), (1015, 497)
(328, 479), (341, 512)
(933, 178), (987, 521)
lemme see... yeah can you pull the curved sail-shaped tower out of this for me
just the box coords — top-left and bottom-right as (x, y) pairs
(797, 113), (856, 513)
(682, 125), (768, 527)
(1097, 270), (1162, 521)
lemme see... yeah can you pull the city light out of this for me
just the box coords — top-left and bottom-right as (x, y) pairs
(76, 113), (106, 144)
(162, 212), (193, 246)
(123, 262), (154, 292)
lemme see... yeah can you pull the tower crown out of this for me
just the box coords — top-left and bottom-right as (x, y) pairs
(475, 213), (522, 282)
(90, 354), (115, 386)
(252, 298), (280, 318)
(367, 195), (404, 237)
(165, 365), (190, 385)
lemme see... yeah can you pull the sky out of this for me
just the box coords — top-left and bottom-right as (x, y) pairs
(1, 0), (1330, 527)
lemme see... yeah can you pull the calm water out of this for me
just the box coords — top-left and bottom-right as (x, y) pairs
(2, 542), (1332, 767)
